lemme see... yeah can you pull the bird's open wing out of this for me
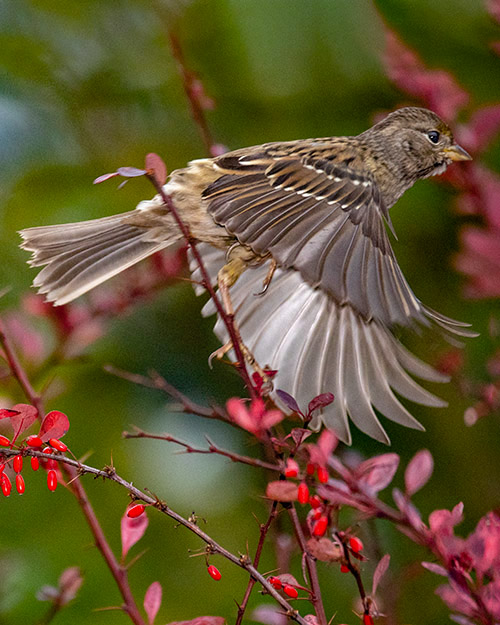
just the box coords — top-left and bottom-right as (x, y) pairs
(204, 147), (472, 336)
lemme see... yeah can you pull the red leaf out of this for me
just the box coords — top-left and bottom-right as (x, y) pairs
(121, 506), (149, 558)
(265, 480), (299, 502)
(116, 166), (147, 178)
(307, 392), (334, 415)
(355, 453), (400, 494)
(145, 153), (168, 187)
(11, 404), (38, 440)
(38, 410), (69, 442)
(144, 581), (162, 625)
(372, 554), (390, 595)
(0, 408), (20, 420)
(405, 449), (434, 496)
(93, 172), (119, 184)
(275, 390), (301, 415)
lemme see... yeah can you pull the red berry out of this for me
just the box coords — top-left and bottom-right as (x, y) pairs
(363, 614), (374, 625)
(0, 463), (5, 474)
(13, 455), (23, 473)
(268, 576), (282, 589)
(309, 494), (322, 509)
(349, 536), (364, 553)
(42, 447), (53, 455)
(15, 474), (25, 494)
(283, 584), (298, 599)
(297, 482), (309, 504)
(207, 565), (221, 581)
(316, 466), (329, 484)
(31, 456), (40, 471)
(312, 509), (323, 521)
(49, 438), (68, 452)
(1, 474), (12, 497)
(0, 435), (11, 447)
(306, 462), (316, 476)
(47, 470), (57, 492)
(313, 515), (329, 537)
(127, 504), (146, 518)
(340, 564), (349, 573)
(284, 459), (299, 478)
(26, 435), (43, 447)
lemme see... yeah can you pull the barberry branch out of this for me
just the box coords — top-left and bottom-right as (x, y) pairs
(63, 463), (146, 625)
(122, 427), (281, 472)
(144, 169), (257, 398)
(235, 500), (280, 625)
(105, 365), (229, 424)
(288, 506), (328, 625)
(0, 447), (308, 625)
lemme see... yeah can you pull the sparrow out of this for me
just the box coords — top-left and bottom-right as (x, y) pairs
(20, 106), (475, 444)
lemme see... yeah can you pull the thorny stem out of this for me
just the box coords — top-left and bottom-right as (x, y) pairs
(288, 506), (328, 625)
(335, 531), (368, 612)
(0, 323), (145, 625)
(63, 463), (146, 625)
(105, 366), (228, 422)
(123, 428), (281, 472)
(0, 448), (308, 625)
(236, 501), (280, 625)
(145, 171), (257, 397)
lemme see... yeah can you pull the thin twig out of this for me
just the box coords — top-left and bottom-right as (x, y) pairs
(236, 501), (280, 625)
(145, 170), (257, 397)
(288, 506), (328, 625)
(123, 428), (281, 472)
(1, 448), (307, 625)
(63, 463), (146, 625)
(105, 365), (228, 422)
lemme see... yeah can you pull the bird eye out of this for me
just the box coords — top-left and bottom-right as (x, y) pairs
(427, 130), (440, 144)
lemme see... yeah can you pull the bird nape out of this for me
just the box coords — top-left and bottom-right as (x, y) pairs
(19, 106), (475, 444)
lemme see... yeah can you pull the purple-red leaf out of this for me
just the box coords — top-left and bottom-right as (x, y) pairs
(307, 393), (334, 415)
(275, 389), (301, 415)
(372, 554), (390, 595)
(355, 453), (400, 494)
(93, 172), (119, 185)
(145, 153), (168, 187)
(10, 403), (37, 434)
(144, 581), (162, 625)
(405, 449), (434, 496)
(121, 506), (149, 558)
(38, 410), (69, 442)
(116, 166), (147, 178)
(0, 408), (20, 420)
(421, 561), (448, 577)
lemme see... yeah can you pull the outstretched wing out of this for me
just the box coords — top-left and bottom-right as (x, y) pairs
(204, 145), (472, 336)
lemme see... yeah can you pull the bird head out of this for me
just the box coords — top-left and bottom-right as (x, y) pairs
(365, 107), (471, 188)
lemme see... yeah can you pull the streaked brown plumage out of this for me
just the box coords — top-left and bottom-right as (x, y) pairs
(20, 107), (475, 444)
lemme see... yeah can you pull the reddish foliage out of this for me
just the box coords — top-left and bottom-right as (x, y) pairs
(121, 505), (149, 558)
(144, 581), (162, 625)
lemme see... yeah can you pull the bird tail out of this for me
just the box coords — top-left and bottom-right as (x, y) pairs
(19, 210), (180, 306)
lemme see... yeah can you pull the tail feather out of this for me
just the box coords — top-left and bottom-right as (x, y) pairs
(20, 211), (178, 305)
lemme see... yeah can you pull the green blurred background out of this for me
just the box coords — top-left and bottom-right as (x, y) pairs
(0, 0), (499, 623)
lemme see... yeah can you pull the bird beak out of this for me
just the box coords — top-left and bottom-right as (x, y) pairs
(443, 144), (472, 161)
